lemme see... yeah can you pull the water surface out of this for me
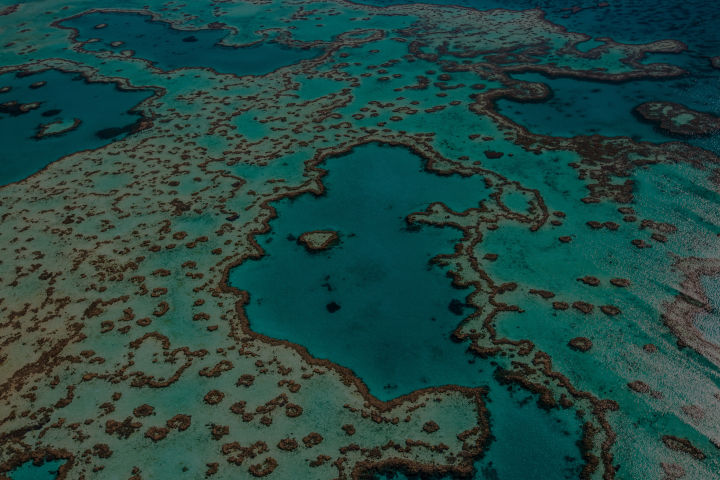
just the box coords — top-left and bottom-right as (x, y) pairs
(61, 11), (322, 76)
(0, 69), (151, 185)
(230, 143), (492, 399)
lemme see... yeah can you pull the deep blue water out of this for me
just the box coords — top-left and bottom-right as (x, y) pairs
(61, 11), (322, 76)
(0, 69), (152, 185)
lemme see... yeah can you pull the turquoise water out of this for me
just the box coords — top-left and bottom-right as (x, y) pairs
(0, 69), (151, 185)
(362, 0), (720, 156)
(497, 73), (671, 142)
(61, 11), (322, 76)
(3, 0), (720, 478)
(475, 383), (582, 480)
(374, 381), (583, 479)
(229, 144), (584, 477)
(229, 143), (491, 399)
(7, 459), (64, 480)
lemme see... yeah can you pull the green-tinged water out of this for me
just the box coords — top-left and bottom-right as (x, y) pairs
(7, 459), (65, 480)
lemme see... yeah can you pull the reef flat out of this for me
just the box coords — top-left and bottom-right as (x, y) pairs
(0, 1), (719, 479)
(634, 102), (720, 138)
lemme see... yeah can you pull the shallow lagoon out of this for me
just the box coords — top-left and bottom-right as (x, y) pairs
(7, 459), (64, 480)
(230, 143), (489, 399)
(229, 143), (585, 477)
(62, 11), (322, 76)
(496, 72), (720, 155)
(0, 69), (151, 185)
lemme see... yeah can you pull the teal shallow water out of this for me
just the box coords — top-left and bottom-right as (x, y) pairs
(2, 0), (720, 478)
(0, 69), (151, 185)
(229, 142), (586, 478)
(474, 383), (582, 480)
(697, 277), (720, 347)
(7, 459), (64, 480)
(497, 73), (671, 143)
(375, 382), (583, 479)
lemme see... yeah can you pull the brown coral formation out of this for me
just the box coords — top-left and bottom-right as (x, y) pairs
(634, 101), (720, 137)
(297, 230), (339, 252)
(568, 337), (593, 352)
(144, 426), (169, 442)
(661, 435), (706, 460)
(35, 118), (82, 140)
(422, 421), (439, 433)
(276, 438), (298, 451)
